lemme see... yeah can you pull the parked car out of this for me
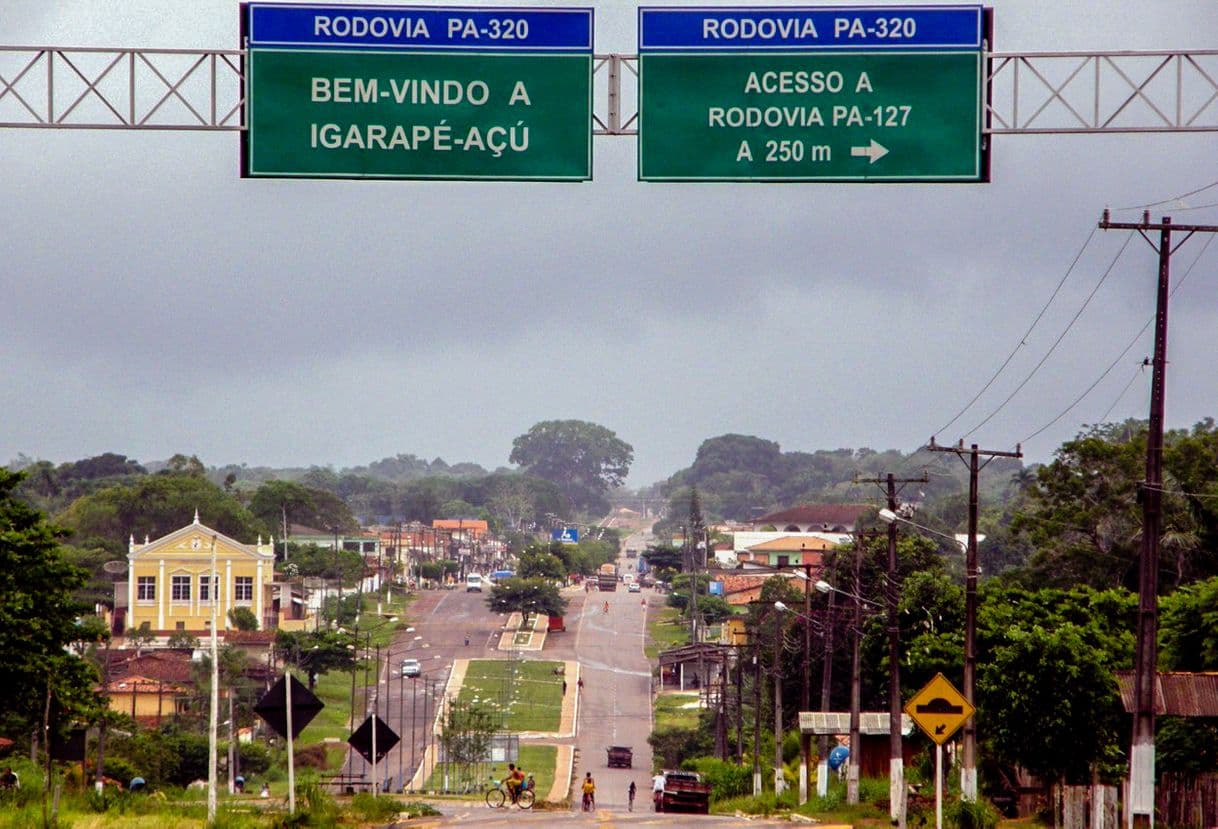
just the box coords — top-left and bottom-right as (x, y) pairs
(400, 658), (421, 677)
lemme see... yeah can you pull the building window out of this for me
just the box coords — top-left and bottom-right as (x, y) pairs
(176, 621), (185, 631)
(235, 576), (253, 602)
(171, 575), (191, 602)
(199, 575), (211, 603)
(137, 576), (156, 602)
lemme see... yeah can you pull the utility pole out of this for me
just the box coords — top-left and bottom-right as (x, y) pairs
(927, 441), (1022, 801)
(847, 527), (864, 805)
(856, 472), (928, 828)
(773, 609), (785, 796)
(799, 558), (813, 805)
(752, 645), (762, 796)
(817, 551), (836, 798)
(1098, 211), (1218, 829)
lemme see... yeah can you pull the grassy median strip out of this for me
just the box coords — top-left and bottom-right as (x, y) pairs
(457, 659), (564, 733)
(426, 743), (558, 799)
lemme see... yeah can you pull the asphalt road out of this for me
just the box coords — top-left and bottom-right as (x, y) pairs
(355, 533), (777, 824)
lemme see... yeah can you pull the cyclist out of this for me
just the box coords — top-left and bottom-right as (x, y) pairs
(603, 600), (610, 614)
(502, 763), (525, 804)
(581, 772), (596, 811)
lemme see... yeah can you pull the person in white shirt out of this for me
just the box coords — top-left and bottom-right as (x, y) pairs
(651, 772), (665, 811)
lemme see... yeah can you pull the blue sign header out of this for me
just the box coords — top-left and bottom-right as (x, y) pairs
(551, 527), (580, 544)
(639, 5), (982, 51)
(248, 4), (594, 52)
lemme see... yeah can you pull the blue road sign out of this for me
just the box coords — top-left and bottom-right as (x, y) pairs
(639, 5), (983, 52)
(248, 4), (594, 52)
(551, 527), (580, 544)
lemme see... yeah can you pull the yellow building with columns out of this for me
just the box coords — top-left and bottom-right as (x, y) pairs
(125, 512), (276, 634)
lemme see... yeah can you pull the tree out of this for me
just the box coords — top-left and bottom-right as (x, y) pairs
(518, 550), (565, 581)
(509, 420), (633, 514)
(56, 474), (268, 549)
(0, 468), (99, 736)
(485, 577), (568, 618)
(276, 629), (359, 691)
(248, 480), (357, 535)
(228, 606), (259, 631)
(979, 623), (1123, 786)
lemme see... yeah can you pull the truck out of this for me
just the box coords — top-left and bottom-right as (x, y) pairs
(654, 770), (711, 814)
(597, 562), (618, 592)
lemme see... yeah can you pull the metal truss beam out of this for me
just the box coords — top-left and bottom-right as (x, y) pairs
(0, 47), (243, 130)
(986, 50), (1218, 134)
(1, 46), (1216, 135)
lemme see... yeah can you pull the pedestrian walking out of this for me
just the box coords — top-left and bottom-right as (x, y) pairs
(628, 780), (637, 811)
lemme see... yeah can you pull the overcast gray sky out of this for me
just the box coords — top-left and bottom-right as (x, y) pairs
(3, 0), (1217, 486)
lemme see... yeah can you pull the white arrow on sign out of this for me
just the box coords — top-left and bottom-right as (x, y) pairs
(850, 139), (889, 164)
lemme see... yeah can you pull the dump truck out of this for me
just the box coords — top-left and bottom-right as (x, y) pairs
(654, 770), (711, 814)
(597, 562), (618, 591)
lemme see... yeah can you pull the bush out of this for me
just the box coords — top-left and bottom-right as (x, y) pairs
(681, 757), (752, 802)
(236, 741), (272, 776)
(398, 800), (442, 818)
(292, 743), (330, 770)
(946, 798), (1000, 829)
(350, 791), (402, 820)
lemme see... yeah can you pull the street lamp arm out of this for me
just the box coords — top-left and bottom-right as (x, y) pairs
(878, 509), (964, 550)
(813, 580), (884, 609)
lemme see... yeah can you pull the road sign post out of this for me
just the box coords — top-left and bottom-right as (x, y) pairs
(243, 4), (593, 180)
(905, 673), (974, 829)
(638, 5), (987, 182)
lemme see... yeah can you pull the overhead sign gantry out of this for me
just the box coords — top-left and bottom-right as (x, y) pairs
(637, 5), (989, 181)
(242, 3), (594, 180)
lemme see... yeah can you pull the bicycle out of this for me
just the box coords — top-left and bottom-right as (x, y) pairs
(486, 781), (535, 809)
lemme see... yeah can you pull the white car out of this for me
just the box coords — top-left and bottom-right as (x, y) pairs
(628, 581), (641, 593)
(466, 574), (483, 592)
(400, 658), (421, 677)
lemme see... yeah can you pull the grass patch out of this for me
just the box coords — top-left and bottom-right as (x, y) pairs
(425, 743), (557, 798)
(653, 692), (702, 730)
(645, 606), (689, 659)
(458, 659), (564, 733)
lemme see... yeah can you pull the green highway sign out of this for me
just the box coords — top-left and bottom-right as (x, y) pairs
(638, 7), (988, 182)
(243, 5), (593, 181)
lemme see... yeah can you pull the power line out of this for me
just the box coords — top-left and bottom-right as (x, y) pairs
(1097, 364), (1149, 424)
(1113, 177), (1218, 211)
(932, 227), (1097, 438)
(1017, 231), (1215, 444)
(961, 232), (1133, 440)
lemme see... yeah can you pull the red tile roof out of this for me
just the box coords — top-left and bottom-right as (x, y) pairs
(752, 504), (870, 529)
(106, 650), (195, 684)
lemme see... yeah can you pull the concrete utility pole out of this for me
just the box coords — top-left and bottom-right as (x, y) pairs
(773, 609), (785, 796)
(927, 441), (1021, 801)
(847, 527), (863, 805)
(1098, 211), (1218, 829)
(856, 472), (927, 828)
(817, 552), (836, 798)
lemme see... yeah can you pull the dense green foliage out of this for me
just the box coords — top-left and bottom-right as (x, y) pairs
(509, 419), (633, 514)
(485, 577), (568, 617)
(0, 468), (99, 738)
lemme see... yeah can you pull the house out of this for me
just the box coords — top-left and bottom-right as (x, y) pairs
(750, 504), (871, 533)
(122, 513), (276, 635)
(102, 649), (196, 725)
(289, 524), (381, 557)
(737, 535), (836, 569)
(714, 571), (808, 607)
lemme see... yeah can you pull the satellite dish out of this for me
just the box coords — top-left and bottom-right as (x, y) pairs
(102, 560), (127, 575)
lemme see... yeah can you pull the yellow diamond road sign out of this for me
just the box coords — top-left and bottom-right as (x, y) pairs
(904, 673), (975, 745)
